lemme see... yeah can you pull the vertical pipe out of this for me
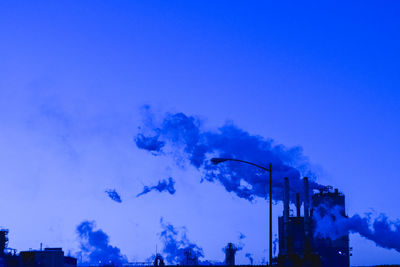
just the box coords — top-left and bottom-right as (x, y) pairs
(303, 177), (310, 256)
(284, 178), (290, 219)
(304, 177), (309, 220)
(269, 163), (272, 266)
(283, 177), (290, 255)
(296, 193), (300, 217)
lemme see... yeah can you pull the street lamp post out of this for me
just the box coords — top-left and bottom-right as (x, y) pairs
(211, 158), (273, 266)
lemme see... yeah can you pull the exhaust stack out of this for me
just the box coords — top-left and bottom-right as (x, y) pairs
(304, 177), (309, 219)
(296, 193), (301, 217)
(284, 177), (290, 220)
(283, 177), (290, 255)
(303, 177), (311, 255)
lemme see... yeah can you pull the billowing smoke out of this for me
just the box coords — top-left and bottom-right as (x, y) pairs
(135, 108), (324, 202)
(76, 220), (128, 266)
(137, 177), (176, 197)
(236, 232), (246, 251)
(105, 189), (122, 203)
(273, 236), (278, 256)
(135, 108), (400, 254)
(136, 133), (165, 153)
(239, 232), (246, 240)
(158, 218), (204, 265)
(245, 253), (254, 265)
(314, 205), (400, 252)
(221, 233), (245, 258)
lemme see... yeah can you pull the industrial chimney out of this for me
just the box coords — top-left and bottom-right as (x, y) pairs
(303, 177), (311, 254)
(303, 177), (309, 220)
(296, 193), (301, 217)
(224, 243), (237, 266)
(282, 177), (290, 255)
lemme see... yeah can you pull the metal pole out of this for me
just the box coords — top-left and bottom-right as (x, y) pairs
(269, 163), (272, 266)
(211, 158), (273, 265)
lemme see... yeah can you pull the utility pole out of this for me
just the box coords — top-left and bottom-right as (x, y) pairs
(269, 163), (272, 266)
(211, 158), (273, 266)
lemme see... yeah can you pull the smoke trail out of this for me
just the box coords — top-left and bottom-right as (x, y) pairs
(158, 218), (204, 265)
(76, 220), (128, 266)
(313, 205), (400, 253)
(137, 177), (176, 197)
(105, 189), (122, 203)
(245, 253), (254, 265)
(236, 232), (246, 251)
(273, 236), (278, 256)
(239, 232), (246, 240)
(135, 108), (324, 202)
(136, 133), (165, 153)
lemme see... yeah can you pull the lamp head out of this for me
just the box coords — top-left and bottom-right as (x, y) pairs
(211, 158), (229, 164)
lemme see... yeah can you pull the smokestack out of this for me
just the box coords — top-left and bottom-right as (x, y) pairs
(284, 177), (290, 220)
(303, 177), (310, 255)
(283, 177), (290, 255)
(303, 177), (309, 220)
(296, 193), (300, 217)
(224, 243), (237, 266)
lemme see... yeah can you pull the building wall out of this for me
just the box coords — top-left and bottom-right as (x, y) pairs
(20, 248), (76, 267)
(311, 191), (350, 267)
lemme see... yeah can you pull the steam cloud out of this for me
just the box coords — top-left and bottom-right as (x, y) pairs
(135, 107), (400, 254)
(105, 189), (122, 203)
(245, 253), (254, 265)
(239, 232), (246, 240)
(236, 232), (246, 251)
(159, 218), (204, 265)
(76, 220), (127, 266)
(137, 177), (176, 197)
(314, 205), (400, 252)
(135, 108), (323, 202)
(273, 236), (278, 256)
(136, 133), (165, 153)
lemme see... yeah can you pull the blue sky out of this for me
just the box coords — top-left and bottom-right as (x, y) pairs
(1, 1), (400, 265)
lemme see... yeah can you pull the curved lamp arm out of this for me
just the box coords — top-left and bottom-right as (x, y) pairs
(211, 157), (270, 172)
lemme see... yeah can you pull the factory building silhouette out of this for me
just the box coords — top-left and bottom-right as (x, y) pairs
(149, 177), (350, 267)
(0, 230), (76, 267)
(0, 177), (351, 267)
(277, 177), (349, 267)
(149, 177), (351, 267)
(153, 177), (350, 267)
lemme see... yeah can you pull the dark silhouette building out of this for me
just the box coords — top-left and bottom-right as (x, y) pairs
(0, 230), (8, 258)
(17, 248), (77, 267)
(0, 230), (77, 267)
(21, 248), (64, 267)
(153, 254), (165, 267)
(180, 249), (199, 266)
(0, 228), (77, 267)
(311, 189), (350, 267)
(224, 243), (238, 266)
(278, 177), (350, 267)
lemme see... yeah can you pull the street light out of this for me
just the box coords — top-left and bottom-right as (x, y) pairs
(211, 158), (273, 266)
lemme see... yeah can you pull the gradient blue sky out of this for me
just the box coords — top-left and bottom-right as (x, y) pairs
(1, 1), (400, 266)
